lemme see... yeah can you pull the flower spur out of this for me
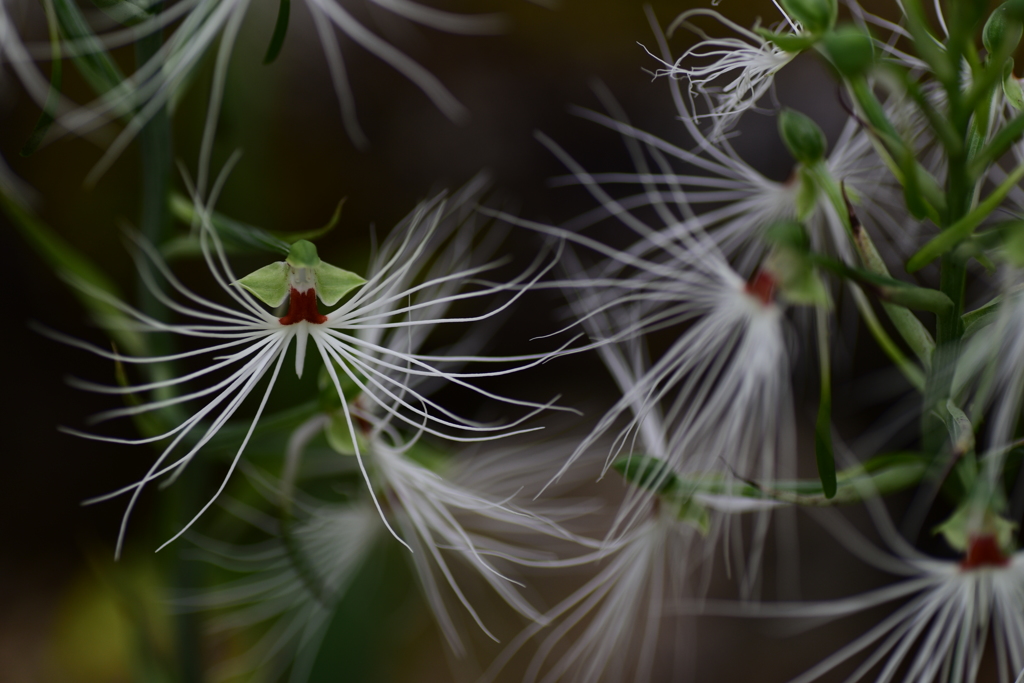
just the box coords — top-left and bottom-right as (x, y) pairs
(52, 181), (565, 557)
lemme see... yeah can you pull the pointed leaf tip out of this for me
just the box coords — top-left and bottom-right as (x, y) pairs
(263, 0), (291, 64)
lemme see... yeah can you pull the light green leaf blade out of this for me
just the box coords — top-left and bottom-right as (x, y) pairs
(236, 262), (289, 306)
(315, 262), (365, 306)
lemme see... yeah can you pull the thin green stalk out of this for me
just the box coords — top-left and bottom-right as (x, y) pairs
(922, 253), (967, 452)
(811, 168), (933, 380)
(135, 18), (203, 683)
(850, 285), (926, 391)
(815, 307), (836, 498)
(920, 62), (974, 455)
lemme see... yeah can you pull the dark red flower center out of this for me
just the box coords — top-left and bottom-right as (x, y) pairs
(279, 287), (327, 325)
(960, 534), (1010, 570)
(745, 270), (776, 305)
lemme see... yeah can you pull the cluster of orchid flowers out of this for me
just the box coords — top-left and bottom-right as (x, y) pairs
(8, 0), (1024, 679)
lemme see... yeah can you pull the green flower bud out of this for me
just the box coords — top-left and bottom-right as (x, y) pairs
(778, 108), (827, 164)
(984, 0), (1024, 53)
(325, 410), (359, 455)
(285, 239), (322, 269)
(780, 0), (837, 35)
(1004, 60), (1024, 110)
(822, 26), (875, 78)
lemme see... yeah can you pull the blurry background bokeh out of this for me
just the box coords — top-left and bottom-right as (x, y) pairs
(2, 0), (906, 681)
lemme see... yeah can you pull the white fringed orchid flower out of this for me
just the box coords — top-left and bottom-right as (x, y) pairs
(552, 98), (910, 273)
(8, 0), (520, 185)
(57, 180), (562, 557)
(483, 331), (740, 683)
(187, 425), (604, 678)
(646, 2), (803, 142)
(772, 508), (1024, 683)
(799, 545), (1024, 683)
(508, 507), (693, 683)
(493, 132), (800, 523)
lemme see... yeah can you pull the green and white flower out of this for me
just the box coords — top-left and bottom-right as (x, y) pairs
(56, 178), (563, 557)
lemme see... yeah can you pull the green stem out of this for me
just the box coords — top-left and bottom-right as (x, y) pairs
(810, 167), (931, 384)
(922, 253), (967, 452)
(850, 285), (926, 390)
(921, 63), (972, 455)
(135, 19), (203, 683)
(136, 32), (172, 325)
(815, 308), (836, 498)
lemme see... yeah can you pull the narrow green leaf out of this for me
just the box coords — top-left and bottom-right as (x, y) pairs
(287, 198), (346, 243)
(168, 193), (291, 255)
(900, 0), (954, 84)
(21, 0), (62, 157)
(815, 309), (837, 498)
(846, 77), (944, 222)
(612, 455), (680, 494)
(811, 252), (952, 312)
(899, 148), (933, 220)
(846, 192), (935, 366)
(1, 191), (146, 356)
(907, 162), (1024, 272)
(753, 28), (817, 52)
(112, 351), (167, 438)
(52, 0), (124, 96)
(881, 62), (960, 153)
(962, 292), (1013, 336)
(815, 397), (837, 497)
(1004, 67), (1024, 110)
(90, 0), (153, 26)
(969, 111), (1024, 174)
(672, 453), (928, 506)
(813, 172), (926, 389)
(877, 284), (953, 313)
(945, 399), (975, 457)
(263, 0), (291, 64)
(168, 194), (343, 256)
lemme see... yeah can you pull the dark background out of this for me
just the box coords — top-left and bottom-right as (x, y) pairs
(2, 1), (906, 681)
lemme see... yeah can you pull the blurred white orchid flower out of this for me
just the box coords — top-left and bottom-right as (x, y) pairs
(53, 175), (566, 557)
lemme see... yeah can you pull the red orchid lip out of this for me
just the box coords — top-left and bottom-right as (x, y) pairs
(961, 534), (1011, 570)
(745, 270), (777, 305)
(278, 287), (328, 325)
